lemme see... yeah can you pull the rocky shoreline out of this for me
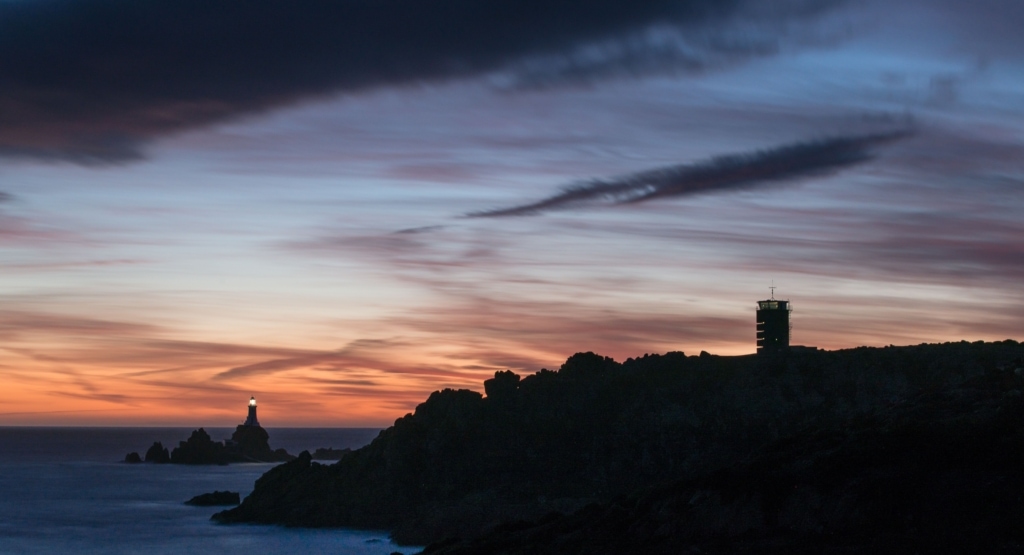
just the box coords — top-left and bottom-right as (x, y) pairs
(422, 379), (1024, 553)
(213, 341), (1024, 550)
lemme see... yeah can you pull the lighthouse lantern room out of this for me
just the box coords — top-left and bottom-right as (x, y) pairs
(243, 396), (261, 427)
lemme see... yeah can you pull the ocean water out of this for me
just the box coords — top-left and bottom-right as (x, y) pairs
(0, 427), (416, 555)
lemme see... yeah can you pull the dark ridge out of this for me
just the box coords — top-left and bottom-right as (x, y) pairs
(424, 377), (1024, 554)
(212, 341), (1024, 549)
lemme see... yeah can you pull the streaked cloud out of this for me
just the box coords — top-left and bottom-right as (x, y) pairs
(0, 310), (161, 340)
(214, 339), (414, 381)
(468, 132), (910, 217)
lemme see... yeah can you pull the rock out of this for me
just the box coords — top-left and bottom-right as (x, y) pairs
(229, 425), (270, 457)
(185, 491), (241, 506)
(214, 341), (1024, 547)
(131, 426), (293, 466)
(311, 447), (351, 460)
(124, 452), (142, 463)
(483, 370), (520, 402)
(229, 425), (293, 462)
(212, 451), (323, 525)
(171, 428), (229, 465)
(144, 441), (171, 463)
(421, 371), (1024, 553)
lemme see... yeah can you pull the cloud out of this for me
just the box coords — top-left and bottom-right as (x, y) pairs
(741, 203), (1024, 288)
(389, 296), (752, 362)
(468, 131), (911, 217)
(0, 0), (845, 164)
(395, 226), (446, 235)
(0, 310), (162, 340)
(493, 0), (851, 90)
(918, 0), (1024, 58)
(213, 338), (413, 381)
(51, 390), (135, 405)
(0, 308), (467, 424)
(490, 25), (777, 90)
(0, 192), (12, 203)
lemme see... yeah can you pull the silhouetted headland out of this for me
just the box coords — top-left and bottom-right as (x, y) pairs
(211, 340), (1024, 551)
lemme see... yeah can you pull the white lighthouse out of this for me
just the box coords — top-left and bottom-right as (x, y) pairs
(243, 396), (261, 427)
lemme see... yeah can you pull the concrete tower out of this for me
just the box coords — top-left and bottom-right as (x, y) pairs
(756, 289), (791, 355)
(243, 396), (261, 427)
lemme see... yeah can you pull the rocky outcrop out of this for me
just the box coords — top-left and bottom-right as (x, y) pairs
(123, 452), (142, 463)
(229, 424), (292, 462)
(213, 341), (1024, 546)
(130, 427), (293, 465)
(171, 428), (229, 465)
(185, 491), (241, 506)
(145, 441), (171, 463)
(423, 380), (1024, 554)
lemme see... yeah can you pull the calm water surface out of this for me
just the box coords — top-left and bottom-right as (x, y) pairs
(0, 427), (415, 555)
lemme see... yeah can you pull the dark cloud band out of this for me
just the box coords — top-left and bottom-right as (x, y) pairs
(0, 0), (761, 164)
(467, 131), (911, 217)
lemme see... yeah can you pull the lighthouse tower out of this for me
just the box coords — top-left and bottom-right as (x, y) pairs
(243, 396), (261, 427)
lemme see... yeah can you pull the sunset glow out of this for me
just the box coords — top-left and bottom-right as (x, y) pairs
(1, 0), (1022, 426)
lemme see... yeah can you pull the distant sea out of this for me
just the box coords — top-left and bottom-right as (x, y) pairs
(0, 427), (415, 555)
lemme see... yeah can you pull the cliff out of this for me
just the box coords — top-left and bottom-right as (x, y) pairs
(423, 375), (1024, 553)
(213, 340), (1024, 547)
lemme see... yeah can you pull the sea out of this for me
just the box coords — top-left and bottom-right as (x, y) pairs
(0, 427), (417, 555)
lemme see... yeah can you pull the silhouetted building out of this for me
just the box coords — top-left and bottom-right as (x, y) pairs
(243, 396), (260, 427)
(756, 298), (791, 355)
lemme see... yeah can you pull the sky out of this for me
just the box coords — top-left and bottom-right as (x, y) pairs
(1, 0), (1023, 426)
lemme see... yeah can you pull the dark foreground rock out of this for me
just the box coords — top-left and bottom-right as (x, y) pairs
(422, 382), (1024, 554)
(213, 341), (1024, 547)
(123, 452), (142, 463)
(312, 447), (351, 461)
(185, 491), (241, 506)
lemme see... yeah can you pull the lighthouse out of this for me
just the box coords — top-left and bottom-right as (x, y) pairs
(243, 396), (261, 427)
